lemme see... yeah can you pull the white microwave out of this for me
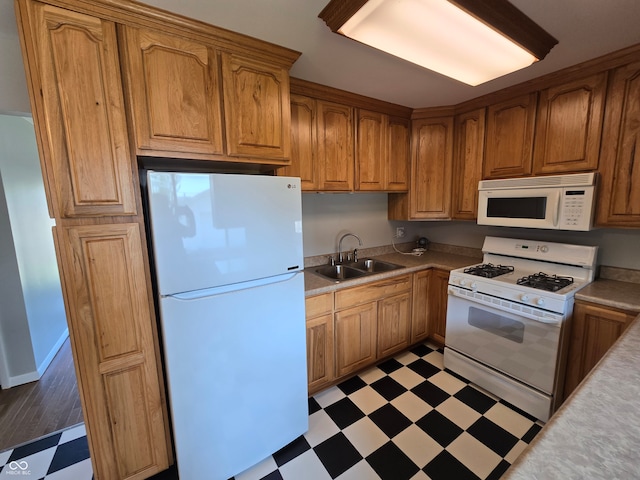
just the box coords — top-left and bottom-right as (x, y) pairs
(477, 173), (596, 231)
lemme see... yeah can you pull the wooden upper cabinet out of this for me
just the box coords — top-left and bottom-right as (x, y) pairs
(452, 108), (485, 220)
(533, 73), (607, 174)
(355, 110), (410, 191)
(410, 117), (454, 219)
(221, 52), (291, 161)
(597, 61), (640, 227)
(55, 223), (169, 480)
(119, 27), (224, 157)
(356, 109), (387, 191)
(387, 116), (410, 191)
(484, 93), (537, 179)
(280, 94), (318, 189)
(317, 100), (354, 191)
(18, 2), (136, 218)
(388, 116), (453, 220)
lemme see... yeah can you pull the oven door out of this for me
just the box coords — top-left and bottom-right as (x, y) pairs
(445, 286), (563, 394)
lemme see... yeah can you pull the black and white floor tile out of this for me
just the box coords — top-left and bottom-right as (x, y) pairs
(0, 423), (90, 479)
(0, 343), (543, 480)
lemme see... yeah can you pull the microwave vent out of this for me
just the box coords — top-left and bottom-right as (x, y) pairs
(478, 172), (595, 190)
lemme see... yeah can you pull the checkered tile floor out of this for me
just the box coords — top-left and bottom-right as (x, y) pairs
(0, 424), (90, 479)
(0, 343), (543, 480)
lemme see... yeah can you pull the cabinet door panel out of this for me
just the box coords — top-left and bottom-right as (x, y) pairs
(57, 224), (169, 480)
(484, 93), (537, 179)
(222, 53), (290, 160)
(563, 302), (635, 400)
(387, 117), (410, 191)
(453, 108), (485, 220)
(377, 292), (411, 358)
(411, 270), (431, 343)
(411, 117), (453, 219)
(318, 101), (354, 191)
(120, 27), (223, 156)
(597, 61), (640, 226)
(534, 73), (607, 174)
(428, 269), (449, 345)
(25, 3), (136, 217)
(335, 302), (377, 377)
(306, 313), (334, 394)
(356, 109), (386, 191)
(280, 95), (317, 189)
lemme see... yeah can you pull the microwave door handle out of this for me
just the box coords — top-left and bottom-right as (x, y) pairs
(551, 190), (561, 227)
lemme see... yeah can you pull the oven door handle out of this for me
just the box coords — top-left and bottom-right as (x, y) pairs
(448, 286), (563, 326)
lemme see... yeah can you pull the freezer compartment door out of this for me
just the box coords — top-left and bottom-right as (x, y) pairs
(147, 171), (303, 295)
(159, 272), (308, 480)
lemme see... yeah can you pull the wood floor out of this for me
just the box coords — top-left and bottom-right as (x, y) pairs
(0, 338), (83, 452)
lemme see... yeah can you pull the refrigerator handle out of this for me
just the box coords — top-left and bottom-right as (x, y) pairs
(165, 272), (301, 301)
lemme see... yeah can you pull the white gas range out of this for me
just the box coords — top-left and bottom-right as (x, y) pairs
(444, 236), (598, 422)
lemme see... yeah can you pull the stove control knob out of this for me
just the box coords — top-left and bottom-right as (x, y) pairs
(540, 245), (549, 253)
(520, 294), (530, 302)
(536, 298), (545, 306)
(471, 282), (478, 291)
(459, 279), (467, 286)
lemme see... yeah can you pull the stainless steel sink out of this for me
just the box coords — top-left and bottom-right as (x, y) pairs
(347, 258), (404, 273)
(312, 258), (404, 282)
(314, 265), (367, 281)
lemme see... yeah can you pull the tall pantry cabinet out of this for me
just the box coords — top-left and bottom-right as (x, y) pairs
(14, 0), (299, 478)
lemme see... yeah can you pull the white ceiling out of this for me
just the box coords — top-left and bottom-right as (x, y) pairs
(3, 0), (640, 109)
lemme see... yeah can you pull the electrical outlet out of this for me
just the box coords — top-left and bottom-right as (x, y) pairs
(396, 227), (405, 238)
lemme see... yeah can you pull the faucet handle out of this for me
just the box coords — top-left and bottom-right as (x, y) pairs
(353, 248), (358, 262)
(328, 255), (336, 266)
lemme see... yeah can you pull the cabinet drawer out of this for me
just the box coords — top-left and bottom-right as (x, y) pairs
(335, 274), (411, 310)
(306, 293), (333, 318)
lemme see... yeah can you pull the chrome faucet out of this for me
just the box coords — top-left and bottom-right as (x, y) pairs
(338, 233), (362, 263)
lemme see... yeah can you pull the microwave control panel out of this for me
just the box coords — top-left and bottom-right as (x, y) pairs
(559, 187), (594, 230)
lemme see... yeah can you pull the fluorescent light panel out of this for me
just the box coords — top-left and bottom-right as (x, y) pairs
(333, 0), (542, 86)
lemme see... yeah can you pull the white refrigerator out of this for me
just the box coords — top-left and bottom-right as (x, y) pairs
(146, 171), (308, 480)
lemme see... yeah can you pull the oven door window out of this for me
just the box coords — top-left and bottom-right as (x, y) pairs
(468, 307), (524, 343)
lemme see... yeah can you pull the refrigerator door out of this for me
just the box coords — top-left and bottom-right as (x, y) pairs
(159, 272), (308, 480)
(147, 171), (303, 296)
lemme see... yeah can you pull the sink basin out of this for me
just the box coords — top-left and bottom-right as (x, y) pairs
(347, 258), (404, 273)
(314, 265), (367, 281)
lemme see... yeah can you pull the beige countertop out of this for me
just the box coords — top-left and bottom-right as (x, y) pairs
(303, 250), (479, 296)
(575, 278), (640, 311)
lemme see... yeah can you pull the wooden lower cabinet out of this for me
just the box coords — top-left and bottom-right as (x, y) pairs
(305, 293), (334, 394)
(55, 223), (169, 480)
(427, 269), (450, 345)
(411, 270), (432, 343)
(334, 302), (378, 377)
(563, 301), (636, 401)
(334, 274), (412, 378)
(377, 292), (412, 358)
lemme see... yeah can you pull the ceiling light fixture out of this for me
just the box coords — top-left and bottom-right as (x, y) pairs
(318, 0), (558, 86)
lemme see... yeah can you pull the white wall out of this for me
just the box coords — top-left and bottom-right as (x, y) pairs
(0, 29), (31, 116)
(302, 193), (640, 270)
(302, 193), (399, 256)
(0, 114), (67, 388)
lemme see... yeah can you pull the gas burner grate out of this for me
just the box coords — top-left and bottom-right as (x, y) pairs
(516, 272), (574, 292)
(464, 263), (515, 278)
